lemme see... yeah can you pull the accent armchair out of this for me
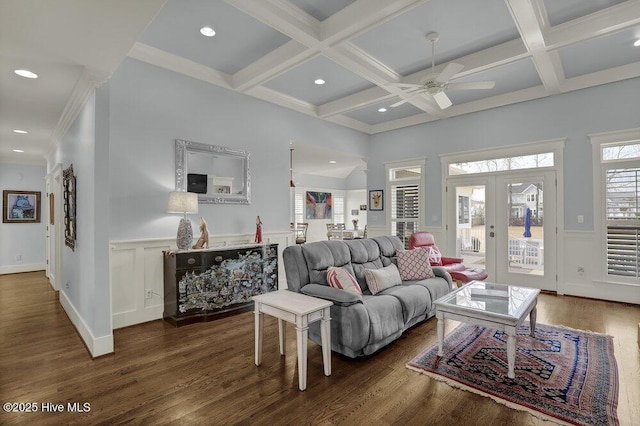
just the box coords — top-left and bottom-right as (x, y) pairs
(409, 231), (488, 286)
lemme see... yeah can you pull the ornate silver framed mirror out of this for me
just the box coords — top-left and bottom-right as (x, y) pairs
(175, 139), (250, 204)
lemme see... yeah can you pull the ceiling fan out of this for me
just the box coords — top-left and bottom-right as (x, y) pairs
(388, 32), (495, 110)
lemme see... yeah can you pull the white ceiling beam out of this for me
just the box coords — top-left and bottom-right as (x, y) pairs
(318, 86), (395, 118)
(232, 41), (315, 91)
(224, 0), (320, 46)
(403, 38), (529, 84)
(561, 61), (640, 93)
(531, 50), (564, 94)
(229, 0), (426, 91)
(546, 1), (640, 50)
(128, 42), (232, 88)
(326, 44), (445, 117)
(324, 114), (372, 134)
(504, 0), (563, 95)
(322, 0), (427, 44)
(246, 85), (318, 116)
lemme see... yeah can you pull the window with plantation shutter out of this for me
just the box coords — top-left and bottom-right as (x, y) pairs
(333, 195), (344, 225)
(605, 167), (640, 278)
(596, 135), (640, 280)
(387, 160), (424, 248)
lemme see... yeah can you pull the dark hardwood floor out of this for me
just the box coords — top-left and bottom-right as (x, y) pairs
(1, 272), (638, 425)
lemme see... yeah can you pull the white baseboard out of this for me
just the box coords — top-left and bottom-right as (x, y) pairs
(0, 262), (46, 275)
(59, 290), (114, 357)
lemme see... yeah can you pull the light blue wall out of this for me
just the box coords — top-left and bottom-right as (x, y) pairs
(48, 89), (112, 339)
(367, 77), (640, 231)
(0, 162), (46, 270)
(108, 58), (370, 240)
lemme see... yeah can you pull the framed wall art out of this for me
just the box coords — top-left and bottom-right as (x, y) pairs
(305, 191), (332, 219)
(2, 190), (41, 223)
(369, 190), (383, 211)
(63, 164), (77, 251)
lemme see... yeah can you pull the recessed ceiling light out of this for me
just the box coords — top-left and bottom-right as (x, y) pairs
(200, 26), (216, 37)
(13, 149), (24, 153)
(13, 129), (28, 134)
(329, 160), (337, 164)
(14, 69), (38, 79)
(378, 108), (387, 112)
(314, 78), (326, 85)
(634, 39), (640, 47)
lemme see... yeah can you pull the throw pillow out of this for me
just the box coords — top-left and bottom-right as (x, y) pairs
(397, 248), (435, 281)
(364, 264), (402, 295)
(427, 246), (443, 266)
(327, 267), (363, 295)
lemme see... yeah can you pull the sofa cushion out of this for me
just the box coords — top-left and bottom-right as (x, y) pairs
(364, 264), (402, 295)
(361, 294), (404, 347)
(397, 248), (435, 280)
(344, 239), (384, 292)
(327, 267), (363, 296)
(372, 236), (404, 267)
(301, 241), (355, 286)
(378, 284), (431, 323)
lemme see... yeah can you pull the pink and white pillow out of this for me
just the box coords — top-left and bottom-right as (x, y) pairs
(364, 264), (402, 295)
(427, 246), (443, 266)
(327, 267), (362, 295)
(397, 248), (435, 280)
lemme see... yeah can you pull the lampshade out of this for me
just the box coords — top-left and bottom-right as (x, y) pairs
(167, 191), (198, 214)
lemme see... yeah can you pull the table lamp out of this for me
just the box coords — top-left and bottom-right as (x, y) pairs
(167, 191), (199, 250)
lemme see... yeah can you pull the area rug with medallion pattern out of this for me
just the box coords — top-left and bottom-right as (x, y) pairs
(406, 322), (619, 425)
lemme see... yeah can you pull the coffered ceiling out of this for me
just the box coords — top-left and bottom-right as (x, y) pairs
(2, 0), (639, 165)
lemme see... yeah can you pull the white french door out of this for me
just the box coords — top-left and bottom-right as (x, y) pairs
(447, 170), (557, 291)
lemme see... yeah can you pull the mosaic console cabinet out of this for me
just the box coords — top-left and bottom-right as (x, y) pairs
(163, 243), (278, 326)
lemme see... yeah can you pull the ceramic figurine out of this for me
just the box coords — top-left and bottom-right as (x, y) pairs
(192, 217), (209, 249)
(255, 215), (263, 243)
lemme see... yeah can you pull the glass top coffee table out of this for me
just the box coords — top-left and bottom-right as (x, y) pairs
(434, 281), (541, 378)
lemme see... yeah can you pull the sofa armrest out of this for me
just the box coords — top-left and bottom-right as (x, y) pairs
(300, 284), (363, 306)
(431, 266), (455, 291)
(441, 256), (463, 265)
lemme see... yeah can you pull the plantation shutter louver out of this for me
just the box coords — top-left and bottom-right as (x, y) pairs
(605, 167), (640, 278)
(392, 184), (419, 248)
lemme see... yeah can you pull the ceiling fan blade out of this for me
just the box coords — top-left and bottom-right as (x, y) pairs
(432, 90), (453, 109)
(447, 81), (495, 90)
(388, 82), (423, 89)
(435, 62), (464, 84)
(390, 90), (428, 107)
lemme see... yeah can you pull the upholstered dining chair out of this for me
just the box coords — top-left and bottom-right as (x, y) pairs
(408, 231), (488, 287)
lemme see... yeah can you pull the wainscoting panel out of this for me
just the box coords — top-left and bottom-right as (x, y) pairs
(563, 231), (639, 304)
(110, 231), (293, 329)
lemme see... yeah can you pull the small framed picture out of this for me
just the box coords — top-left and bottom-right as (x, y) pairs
(351, 209), (359, 216)
(369, 190), (383, 211)
(3, 190), (41, 223)
(360, 204), (367, 211)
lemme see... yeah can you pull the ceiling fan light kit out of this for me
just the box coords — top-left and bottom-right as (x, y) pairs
(388, 31), (496, 110)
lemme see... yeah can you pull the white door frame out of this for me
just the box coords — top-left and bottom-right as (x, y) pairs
(45, 164), (63, 291)
(446, 170), (557, 291)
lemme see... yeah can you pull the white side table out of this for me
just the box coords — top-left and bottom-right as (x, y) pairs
(253, 290), (333, 391)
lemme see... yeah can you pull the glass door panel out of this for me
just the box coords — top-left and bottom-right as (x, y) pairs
(505, 181), (544, 276)
(454, 185), (487, 271)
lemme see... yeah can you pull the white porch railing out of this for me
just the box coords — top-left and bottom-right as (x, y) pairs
(508, 239), (544, 270)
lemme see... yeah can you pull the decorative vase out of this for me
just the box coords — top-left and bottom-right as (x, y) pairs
(176, 218), (193, 250)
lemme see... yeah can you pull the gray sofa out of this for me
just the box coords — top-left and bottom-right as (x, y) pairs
(283, 236), (454, 358)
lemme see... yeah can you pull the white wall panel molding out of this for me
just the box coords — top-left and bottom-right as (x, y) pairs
(110, 231), (293, 329)
(563, 231), (639, 304)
